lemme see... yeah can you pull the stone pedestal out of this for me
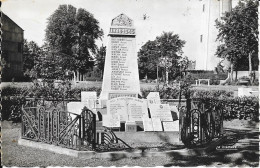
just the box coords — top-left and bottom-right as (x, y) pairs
(125, 121), (137, 132)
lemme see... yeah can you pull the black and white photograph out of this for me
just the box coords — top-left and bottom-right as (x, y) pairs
(0, 0), (259, 167)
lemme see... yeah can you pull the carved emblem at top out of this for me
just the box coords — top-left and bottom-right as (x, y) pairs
(111, 14), (133, 27)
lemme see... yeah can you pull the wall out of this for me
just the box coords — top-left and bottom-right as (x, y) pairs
(2, 13), (24, 81)
(195, 0), (232, 70)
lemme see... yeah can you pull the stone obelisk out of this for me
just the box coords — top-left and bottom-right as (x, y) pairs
(99, 14), (140, 100)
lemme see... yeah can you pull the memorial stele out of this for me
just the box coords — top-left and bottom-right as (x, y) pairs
(99, 13), (140, 100)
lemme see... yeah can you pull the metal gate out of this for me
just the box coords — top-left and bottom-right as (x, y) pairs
(179, 100), (224, 147)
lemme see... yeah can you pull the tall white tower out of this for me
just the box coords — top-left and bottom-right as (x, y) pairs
(196, 0), (232, 70)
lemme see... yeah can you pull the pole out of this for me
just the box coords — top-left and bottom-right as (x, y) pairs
(157, 64), (159, 90)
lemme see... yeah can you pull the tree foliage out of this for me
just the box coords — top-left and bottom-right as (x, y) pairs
(215, 0), (259, 73)
(45, 4), (103, 74)
(138, 32), (186, 81)
(23, 39), (42, 79)
(138, 40), (158, 79)
(94, 45), (106, 77)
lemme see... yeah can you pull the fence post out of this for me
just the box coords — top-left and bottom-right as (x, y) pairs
(93, 113), (96, 150)
(21, 105), (24, 138)
(79, 115), (82, 150)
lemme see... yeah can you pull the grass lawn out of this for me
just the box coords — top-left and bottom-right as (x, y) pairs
(1, 119), (259, 167)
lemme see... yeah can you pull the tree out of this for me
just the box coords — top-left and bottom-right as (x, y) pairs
(94, 45), (106, 78)
(45, 4), (103, 78)
(23, 39), (42, 79)
(178, 56), (190, 78)
(215, 0), (258, 83)
(138, 40), (158, 80)
(138, 32), (186, 84)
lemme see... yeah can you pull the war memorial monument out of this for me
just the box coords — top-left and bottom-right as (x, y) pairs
(83, 14), (179, 135)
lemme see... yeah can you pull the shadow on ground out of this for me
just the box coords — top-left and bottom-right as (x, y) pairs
(164, 128), (259, 167)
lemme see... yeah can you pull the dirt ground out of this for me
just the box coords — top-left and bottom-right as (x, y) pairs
(1, 119), (259, 167)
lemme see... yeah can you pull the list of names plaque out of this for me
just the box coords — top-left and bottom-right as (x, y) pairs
(110, 37), (134, 91)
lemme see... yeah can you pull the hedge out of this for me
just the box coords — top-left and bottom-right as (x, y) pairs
(193, 96), (259, 121)
(1, 85), (258, 122)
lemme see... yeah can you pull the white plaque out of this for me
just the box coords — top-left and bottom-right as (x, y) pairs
(152, 118), (163, 131)
(147, 92), (160, 99)
(147, 92), (161, 107)
(170, 105), (179, 119)
(102, 114), (120, 127)
(128, 98), (149, 121)
(81, 91), (97, 101)
(67, 102), (88, 115)
(107, 97), (128, 121)
(142, 117), (154, 131)
(162, 121), (179, 132)
(149, 104), (173, 121)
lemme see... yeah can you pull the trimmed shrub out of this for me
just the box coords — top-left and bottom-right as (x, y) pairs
(193, 96), (259, 121)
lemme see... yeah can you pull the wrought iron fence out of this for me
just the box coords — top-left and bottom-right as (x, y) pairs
(95, 127), (132, 152)
(21, 98), (96, 151)
(180, 99), (224, 147)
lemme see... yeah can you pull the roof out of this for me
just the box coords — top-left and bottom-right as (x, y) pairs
(2, 12), (24, 31)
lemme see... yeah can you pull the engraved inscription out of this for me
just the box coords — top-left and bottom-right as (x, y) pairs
(109, 28), (135, 35)
(110, 37), (134, 91)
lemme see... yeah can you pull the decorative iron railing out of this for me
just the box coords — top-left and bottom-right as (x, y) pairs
(95, 127), (132, 152)
(21, 98), (96, 151)
(180, 99), (224, 147)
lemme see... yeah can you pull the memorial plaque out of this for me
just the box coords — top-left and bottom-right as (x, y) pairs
(125, 121), (137, 132)
(147, 92), (161, 107)
(147, 92), (160, 100)
(128, 98), (148, 121)
(100, 14), (140, 100)
(67, 102), (88, 115)
(80, 92), (97, 110)
(81, 91), (97, 101)
(107, 97), (128, 121)
(149, 104), (173, 121)
(170, 105), (179, 120)
(102, 114), (120, 127)
(162, 121), (179, 132)
(151, 118), (163, 131)
(142, 117), (154, 131)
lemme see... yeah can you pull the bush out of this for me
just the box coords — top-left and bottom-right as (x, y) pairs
(2, 96), (25, 122)
(192, 90), (233, 98)
(193, 96), (259, 121)
(1, 83), (103, 122)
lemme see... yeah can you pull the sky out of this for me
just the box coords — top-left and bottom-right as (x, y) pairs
(2, 0), (208, 61)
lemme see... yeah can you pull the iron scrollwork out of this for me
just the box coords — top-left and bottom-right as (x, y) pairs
(21, 98), (97, 151)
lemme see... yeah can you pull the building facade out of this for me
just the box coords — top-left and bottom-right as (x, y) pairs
(195, 0), (233, 70)
(181, 0), (240, 70)
(1, 13), (24, 81)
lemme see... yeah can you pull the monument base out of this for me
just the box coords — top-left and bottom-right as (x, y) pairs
(125, 121), (137, 132)
(114, 131), (181, 144)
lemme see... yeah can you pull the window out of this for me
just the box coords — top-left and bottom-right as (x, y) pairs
(203, 4), (205, 12)
(200, 35), (203, 43)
